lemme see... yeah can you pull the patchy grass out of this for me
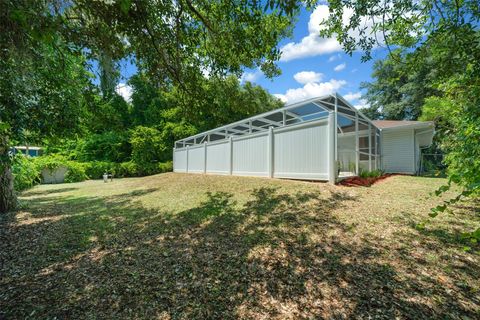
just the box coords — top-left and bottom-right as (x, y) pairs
(1, 173), (479, 319)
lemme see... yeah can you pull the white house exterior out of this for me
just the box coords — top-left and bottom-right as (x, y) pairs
(373, 120), (435, 174)
(172, 93), (434, 183)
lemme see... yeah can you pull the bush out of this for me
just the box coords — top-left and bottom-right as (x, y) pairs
(84, 161), (119, 179)
(118, 161), (139, 177)
(12, 154), (40, 191)
(359, 169), (384, 179)
(75, 132), (131, 162)
(130, 126), (168, 164)
(158, 161), (173, 173)
(64, 162), (88, 183)
(34, 155), (88, 183)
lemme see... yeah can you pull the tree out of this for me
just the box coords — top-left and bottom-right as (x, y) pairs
(127, 74), (284, 161)
(319, 0), (480, 238)
(0, 41), (91, 212)
(0, 0), (303, 212)
(359, 50), (440, 120)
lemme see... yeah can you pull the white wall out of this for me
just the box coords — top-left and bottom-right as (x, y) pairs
(232, 133), (268, 177)
(273, 122), (329, 180)
(173, 118), (331, 181)
(173, 149), (187, 172)
(187, 145), (205, 173)
(206, 141), (229, 174)
(381, 129), (415, 173)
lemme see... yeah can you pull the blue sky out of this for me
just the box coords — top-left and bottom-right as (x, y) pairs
(115, 5), (389, 109)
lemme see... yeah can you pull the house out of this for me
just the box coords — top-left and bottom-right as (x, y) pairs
(172, 93), (434, 183)
(11, 146), (43, 157)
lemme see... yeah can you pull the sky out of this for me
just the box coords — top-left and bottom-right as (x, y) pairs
(115, 5), (389, 109)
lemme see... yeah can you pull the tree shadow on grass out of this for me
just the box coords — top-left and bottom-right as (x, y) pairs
(1, 187), (478, 319)
(21, 186), (79, 197)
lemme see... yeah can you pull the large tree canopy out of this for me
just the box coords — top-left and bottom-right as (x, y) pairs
(68, 0), (300, 81)
(0, 0), (307, 212)
(319, 0), (479, 238)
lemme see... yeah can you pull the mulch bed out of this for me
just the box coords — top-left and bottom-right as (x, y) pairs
(339, 173), (406, 187)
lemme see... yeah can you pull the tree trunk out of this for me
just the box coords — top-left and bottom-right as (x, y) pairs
(0, 132), (16, 213)
(0, 163), (16, 213)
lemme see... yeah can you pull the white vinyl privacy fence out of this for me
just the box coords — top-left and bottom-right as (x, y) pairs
(173, 94), (380, 183)
(174, 114), (337, 182)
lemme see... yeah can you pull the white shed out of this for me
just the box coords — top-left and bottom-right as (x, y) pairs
(173, 93), (434, 183)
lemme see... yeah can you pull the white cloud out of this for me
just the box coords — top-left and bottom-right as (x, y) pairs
(279, 5), (384, 62)
(280, 6), (342, 61)
(241, 69), (263, 83)
(293, 71), (324, 85)
(344, 91), (362, 102)
(274, 79), (346, 104)
(353, 99), (369, 110)
(334, 63), (346, 72)
(115, 83), (133, 102)
(328, 54), (341, 62)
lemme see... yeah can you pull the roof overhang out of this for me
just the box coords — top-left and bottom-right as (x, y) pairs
(378, 121), (434, 132)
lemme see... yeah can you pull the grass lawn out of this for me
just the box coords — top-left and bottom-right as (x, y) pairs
(1, 173), (479, 319)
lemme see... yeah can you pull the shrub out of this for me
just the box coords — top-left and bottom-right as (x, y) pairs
(359, 169), (384, 179)
(12, 154), (40, 191)
(76, 132), (131, 162)
(118, 161), (139, 177)
(130, 126), (168, 164)
(158, 161), (173, 173)
(84, 161), (119, 179)
(34, 155), (88, 183)
(64, 162), (88, 183)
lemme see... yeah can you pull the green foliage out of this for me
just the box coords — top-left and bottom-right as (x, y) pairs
(12, 154), (40, 191)
(34, 155), (88, 183)
(86, 94), (132, 133)
(359, 49), (439, 120)
(359, 169), (384, 179)
(117, 161), (139, 177)
(83, 161), (118, 180)
(329, 0), (479, 239)
(1, 0), (298, 212)
(129, 126), (166, 164)
(64, 162), (88, 183)
(319, 1), (479, 62)
(76, 132), (131, 162)
(34, 155), (70, 172)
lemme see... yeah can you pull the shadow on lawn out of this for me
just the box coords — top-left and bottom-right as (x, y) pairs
(1, 187), (478, 319)
(21, 186), (79, 197)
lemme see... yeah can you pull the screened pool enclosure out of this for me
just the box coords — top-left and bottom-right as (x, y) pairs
(173, 93), (380, 183)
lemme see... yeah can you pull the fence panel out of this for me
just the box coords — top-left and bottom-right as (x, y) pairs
(174, 118), (332, 181)
(187, 145), (204, 173)
(273, 121), (329, 180)
(206, 141), (229, 174)
(173, 149), (187, 172)
(232, 133), (268, 177)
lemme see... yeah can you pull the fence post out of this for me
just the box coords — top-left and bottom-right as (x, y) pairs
(229, 136), (233, 175)
(268, 126), (274, 178)
(328, 112), (336, 184)
(203, 142), (207, 174)
(186, 145), (189, 173)
(172, 147), (176, 172)
(355, 112), (359, 175)
(368, 123), (372, 171)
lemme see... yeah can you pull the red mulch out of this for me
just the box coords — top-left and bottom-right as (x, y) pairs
(339, 173), (406, 187)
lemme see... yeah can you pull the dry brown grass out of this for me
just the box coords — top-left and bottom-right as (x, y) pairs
(1, 173), (478, 319)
